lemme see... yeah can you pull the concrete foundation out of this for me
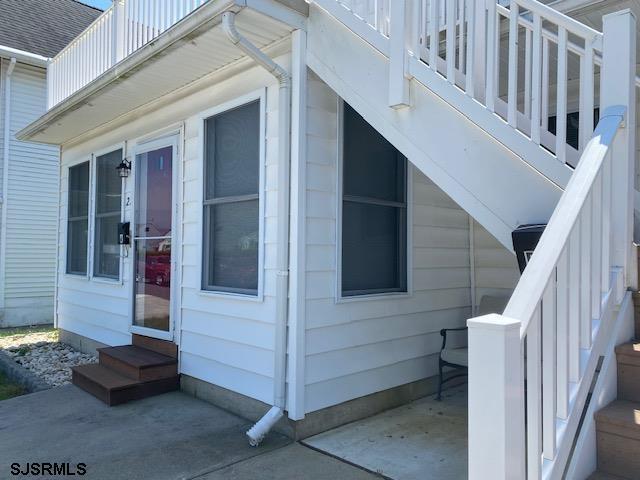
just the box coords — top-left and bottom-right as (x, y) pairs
(59, 328), (109, 355)
(182, 372), (465, 441)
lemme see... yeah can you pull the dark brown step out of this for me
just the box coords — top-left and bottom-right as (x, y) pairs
(72, 364), (179, 406)
(595, 400), (640, 479)
(132, 334), (177, 359)
(98, 345), (177, 381)
(616, 343), (640, 403)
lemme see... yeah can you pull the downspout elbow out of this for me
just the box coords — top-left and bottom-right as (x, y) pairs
(221, 11), (291, 87)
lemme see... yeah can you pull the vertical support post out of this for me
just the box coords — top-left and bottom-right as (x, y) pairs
(472, 0), (486, 103)
(389, 0), (410, 108)
(468, 314), (525, 480)
(112, 0), (127, 64)
(601, 10), (636, 290)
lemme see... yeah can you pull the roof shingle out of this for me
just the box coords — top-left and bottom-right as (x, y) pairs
(0, 0), (103, 58)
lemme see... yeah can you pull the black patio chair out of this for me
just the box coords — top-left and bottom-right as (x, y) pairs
(436, 327), (468, 401)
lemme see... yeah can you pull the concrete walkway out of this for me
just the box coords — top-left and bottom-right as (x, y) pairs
(0, 385), (380, 480)
(304, 385), (468, 480)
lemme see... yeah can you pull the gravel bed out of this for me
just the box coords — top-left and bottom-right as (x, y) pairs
(0, 329), (97, 387)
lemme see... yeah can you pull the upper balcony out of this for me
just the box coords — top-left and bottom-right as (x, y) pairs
(47, 0), (211, 109)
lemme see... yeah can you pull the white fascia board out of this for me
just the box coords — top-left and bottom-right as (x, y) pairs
(0, 45), (49, 67)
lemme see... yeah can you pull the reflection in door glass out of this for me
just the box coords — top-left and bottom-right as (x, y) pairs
(135, 146), (173, 237)
(134, 144), (173, 333)
(134, 239), (171, 331)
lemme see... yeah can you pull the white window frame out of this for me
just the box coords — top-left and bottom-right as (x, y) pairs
(335, 99), (413, 302)
(89, 142), (126, 284)
(196, 89), (266, 301)
(128, 131), (182, 342)
(64, 158), (92, 279)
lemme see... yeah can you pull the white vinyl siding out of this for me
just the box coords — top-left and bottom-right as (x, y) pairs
(57, 58), (284, 404)
(472, 221), (520, 306)
(1, 61), (58, 325)
(303, 72), (473, 413)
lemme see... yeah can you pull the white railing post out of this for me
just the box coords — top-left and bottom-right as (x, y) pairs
(601, 10), (637, 290)
(468, 314), (525, 480)
(112, 0), (127, 64)
(388, 0), (410, 108)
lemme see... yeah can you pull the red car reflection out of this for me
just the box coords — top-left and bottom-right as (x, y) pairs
(145, 253), (171, 286)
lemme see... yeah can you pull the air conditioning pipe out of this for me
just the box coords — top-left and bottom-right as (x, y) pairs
(221, 11), (292, 447)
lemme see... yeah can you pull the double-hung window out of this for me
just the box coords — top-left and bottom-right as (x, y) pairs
(202, 100), (261, 295)
(94, 149), (123, 279)
(341, 102), (408, 297)
(67, 162), (90, 275)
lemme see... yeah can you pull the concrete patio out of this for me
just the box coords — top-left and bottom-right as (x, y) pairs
(0, 385), (379, 480)
(304, 385), (468, 480)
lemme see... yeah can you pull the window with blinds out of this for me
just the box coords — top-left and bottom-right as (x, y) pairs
(341, 102), (408, 297)
(202, 100), (260, 295)
(94, 149), (123, 279)
(67, 162), (90, 275)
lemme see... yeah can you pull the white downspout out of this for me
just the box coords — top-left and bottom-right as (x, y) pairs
(0, 57), (16, 312)
(221, 12), (292, 447)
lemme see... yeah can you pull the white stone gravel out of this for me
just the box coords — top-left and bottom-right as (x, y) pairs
(0, 329), (96, 387)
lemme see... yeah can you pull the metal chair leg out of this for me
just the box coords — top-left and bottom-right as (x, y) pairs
(437, 359), (443, 401)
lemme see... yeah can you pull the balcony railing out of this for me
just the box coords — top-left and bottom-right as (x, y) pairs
(47, 0), (208, 109)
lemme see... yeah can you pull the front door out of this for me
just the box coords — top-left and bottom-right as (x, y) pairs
(131, 137), (177, 340)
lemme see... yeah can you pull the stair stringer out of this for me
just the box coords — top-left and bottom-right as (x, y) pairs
(307, 4), (564, 250)
(565, 291), (635, 480)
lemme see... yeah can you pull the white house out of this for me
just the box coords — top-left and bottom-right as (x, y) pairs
(18, 0), (640, 478)
(0, 0), (101, 327)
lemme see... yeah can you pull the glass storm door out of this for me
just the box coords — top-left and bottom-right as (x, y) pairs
(133, 141), (175, 337)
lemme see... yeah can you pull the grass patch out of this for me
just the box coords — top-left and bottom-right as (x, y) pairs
(0, 371), (24, 400)
(0, 325), (56, 339)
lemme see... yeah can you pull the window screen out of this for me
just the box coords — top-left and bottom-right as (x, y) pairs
(203, 100), (260, 295)
(341, 103), (407, 296)
(67, 162), (90, 275)
(94, 149), (123, 279)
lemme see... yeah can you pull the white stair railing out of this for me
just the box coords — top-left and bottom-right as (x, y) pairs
(47, 0), (208, 109)
(468, 10), (636, 479)
(313, 0), (606, 171)
(417, 0), (603, 166)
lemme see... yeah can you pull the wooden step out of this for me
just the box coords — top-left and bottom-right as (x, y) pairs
(72, 364), (179, 406)
(616, 343), (640, 403)
(132, 334), (177, 359)
(595, 400), (640, 479)
(98, 345), (177, 381)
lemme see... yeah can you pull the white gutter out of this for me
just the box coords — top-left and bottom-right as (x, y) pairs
(0, 45), (49, 67)
(0, 57), (17, 311)
(222, 11), (292, 447)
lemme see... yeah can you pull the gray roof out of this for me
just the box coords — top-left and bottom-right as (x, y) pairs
(0, 0), (103, 58)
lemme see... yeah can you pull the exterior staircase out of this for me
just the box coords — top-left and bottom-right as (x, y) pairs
(71, 334), (179, 406)
(589, 296), (640, 479)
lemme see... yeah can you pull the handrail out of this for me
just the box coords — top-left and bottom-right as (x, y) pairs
(515, 0), (602, 43)
(503, 106), (625, 336)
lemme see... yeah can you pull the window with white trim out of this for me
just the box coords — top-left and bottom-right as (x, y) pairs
(94, 149), (123, 279)
(67, 162), (90, 275)
(202, 100), (260, 295)
(341, 102), (408, 297)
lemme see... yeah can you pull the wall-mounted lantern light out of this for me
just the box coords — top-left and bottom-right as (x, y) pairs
(116, 158), (131, 178)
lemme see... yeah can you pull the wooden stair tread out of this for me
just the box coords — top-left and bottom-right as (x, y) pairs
(596, 400), (640, 432)
(98, 345), (176, 369)
(615, 342), (640, 357)
(72, 364), (139, 391)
